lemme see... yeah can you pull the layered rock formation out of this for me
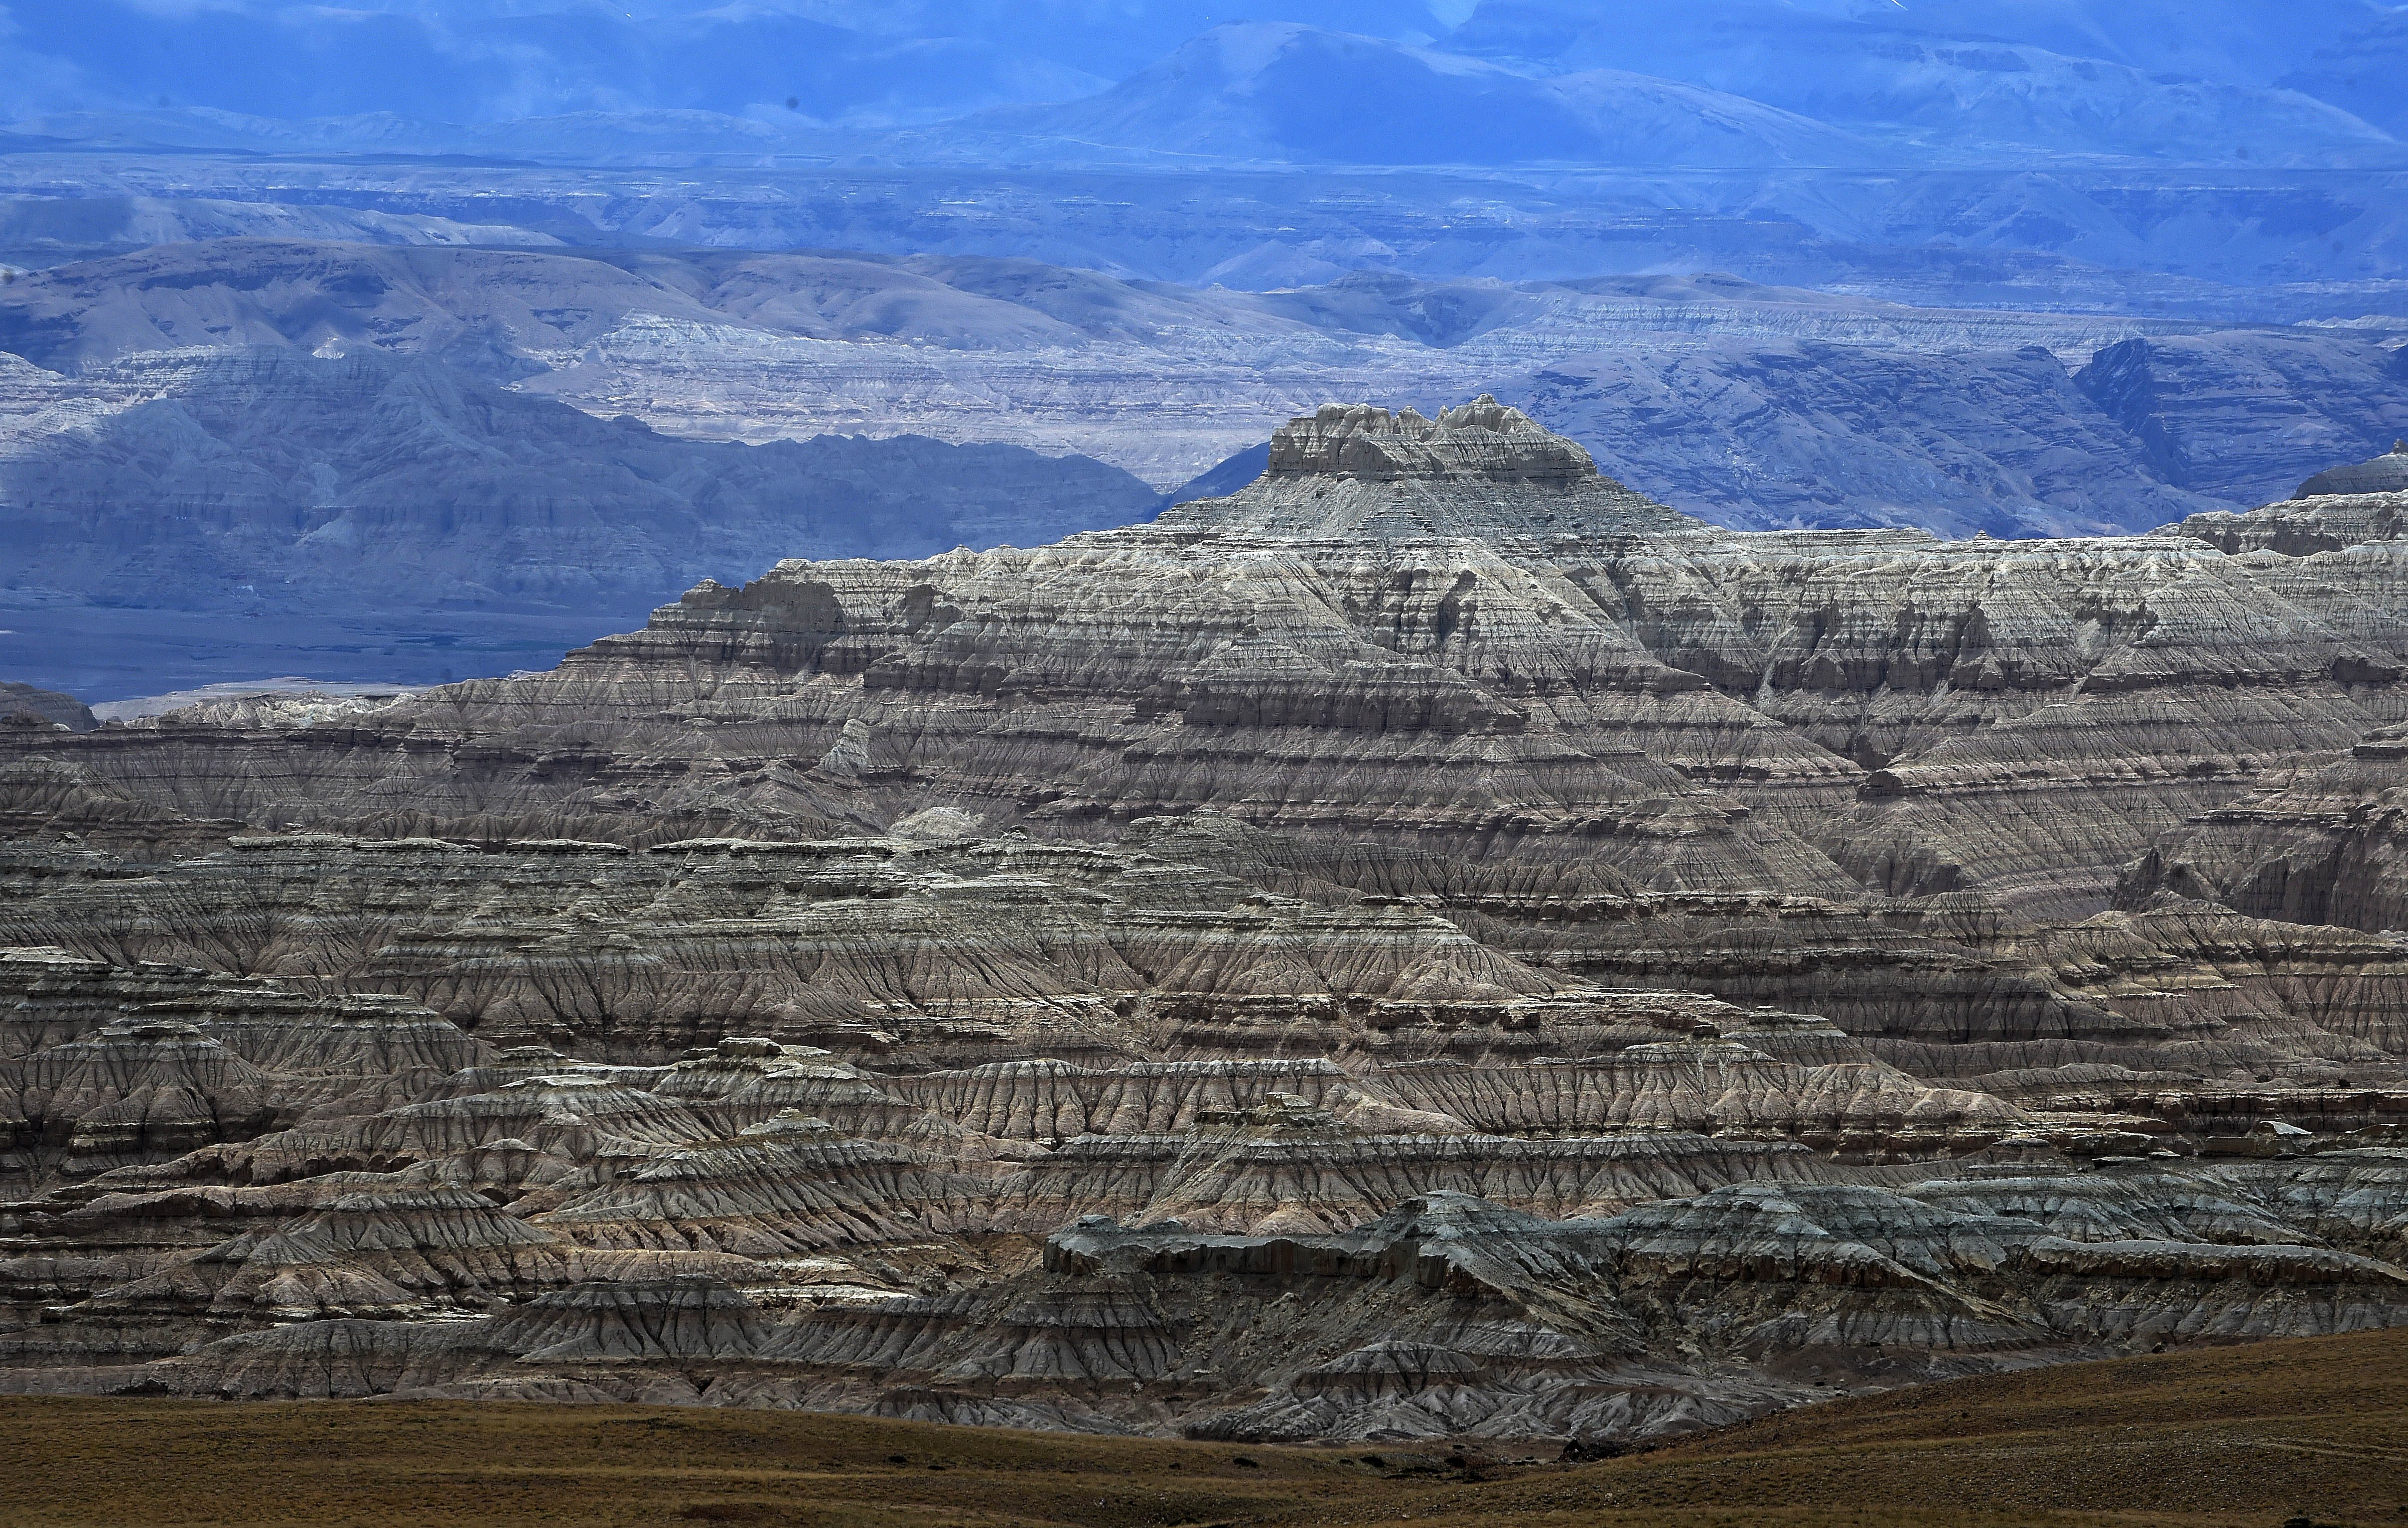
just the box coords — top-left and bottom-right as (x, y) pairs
(14, 398), (2404, 907)
(2110, 448), (2408, 941)
(2, 402), (2405, 1439)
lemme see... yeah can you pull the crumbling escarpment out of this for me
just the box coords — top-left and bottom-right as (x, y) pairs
(2, 402), (2407, 1440)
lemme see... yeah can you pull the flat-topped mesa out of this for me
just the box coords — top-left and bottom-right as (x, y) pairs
(1269, 397), (1597, 483)
(2295, 439), (2408, 499)
(1156, 395), (1704, 541)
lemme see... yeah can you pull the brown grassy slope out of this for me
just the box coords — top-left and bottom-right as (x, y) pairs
(7, 1400), (1375, 1528)
(3, 1329), (2403, 1528)
(1441, 1326), (2408, 1528)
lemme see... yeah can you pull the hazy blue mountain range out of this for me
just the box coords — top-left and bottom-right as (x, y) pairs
(929, 24), (1875, 168)
(3, 240), (2188, 384)
(0, 2), (1464, 129)
(0, 342), (1161, 611)
(0, 195), (565, 272)
(5, 3), (2402, 169)
(5, 237), (2403, 554)
(1448, 1), (2401, 160)
(6, 157), (2408, 303)
(1455, 0), (2390, 85)
(935, 16), (2396, 167)
(6, 3), (2406, 296)
(4, 2), (2406, 702)
(2282, 9), (2408, 136)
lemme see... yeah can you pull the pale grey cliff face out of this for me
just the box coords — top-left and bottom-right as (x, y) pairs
(2114, 472), (2408, 935)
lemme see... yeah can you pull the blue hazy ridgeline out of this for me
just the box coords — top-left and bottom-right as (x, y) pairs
(0, 1), (2399, 166)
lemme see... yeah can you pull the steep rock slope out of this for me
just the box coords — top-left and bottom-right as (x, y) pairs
(2112, 457), (2408, 934)
(0, 686), (93, 733)
(0, 345), (1161, 613)
(2, 815), (2394, 1116)
(1512, 340), (2226, 536)
(0, 947), (489, 1197)
(5, 404), (2406, 1108)
(3, 1025), (2399, 1436)
(2075, 333), (2408, 507)
(0, 943), (2399, 1436)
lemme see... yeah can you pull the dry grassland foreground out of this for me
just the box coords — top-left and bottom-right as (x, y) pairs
(1, 1327), (2401, 1528)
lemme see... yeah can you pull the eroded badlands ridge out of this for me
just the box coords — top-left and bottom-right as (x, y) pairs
(2, 400), (2406, 1440)
(11, 399), (2406, 912)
